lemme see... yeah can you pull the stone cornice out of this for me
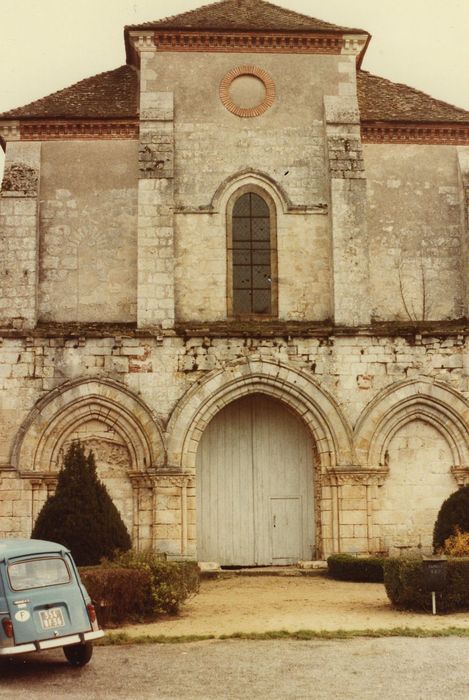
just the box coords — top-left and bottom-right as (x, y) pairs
(341, 34), (369, 61)
(0, 121), (20, 149)
(128, 29), (369, 59)
(2, 319), (469, 340)
(16, 120), (139, 141)
(361, 121), (469, 145)
(1, 120), (139, 143)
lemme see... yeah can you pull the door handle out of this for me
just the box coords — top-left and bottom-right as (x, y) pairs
(273, 515), (276, 528)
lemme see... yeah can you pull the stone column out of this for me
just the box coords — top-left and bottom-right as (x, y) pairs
(137, 51), (175, 329)
(324, 95), (370, 326)
(130, 473), (155, 550)
(326, 469), (388, 554)
(0, 141), (41, 329)
(30, 478), (44, 527)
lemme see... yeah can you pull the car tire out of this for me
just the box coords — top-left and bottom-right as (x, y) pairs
(63, 641), (93, 667)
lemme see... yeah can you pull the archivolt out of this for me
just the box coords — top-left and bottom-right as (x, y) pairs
(166, 358), (354, 471)
(11, 378), (164, 474)
(210, 169), (292, 214)
(354, 378), (469, 468)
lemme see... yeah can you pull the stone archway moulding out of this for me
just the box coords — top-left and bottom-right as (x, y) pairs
(11, 377), (165, 475)
(211, 169), (291, 215)
(354, 377), (469, 470)
(166, 358), (354, 472)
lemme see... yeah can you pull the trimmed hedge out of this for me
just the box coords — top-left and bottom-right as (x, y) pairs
(80, 552), (200, 627)
(327, 554), (385, 582)
(384, 557), (469, 612)
(112, 550), (200, 616)
(80, 566), (153, 626)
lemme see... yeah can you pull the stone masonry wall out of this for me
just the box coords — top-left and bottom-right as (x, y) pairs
(366, 144), (464, 322)
(38, 141), (138, 323)
(0, 142), (40, 330)
(146, 51), (341, 323)
(324, 55), (370, 327)
(1, 331), (469, 557)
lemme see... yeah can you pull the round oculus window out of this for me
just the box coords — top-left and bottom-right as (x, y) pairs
(219, 66), (275, 118)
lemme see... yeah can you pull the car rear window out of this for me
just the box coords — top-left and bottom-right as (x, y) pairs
(8, 557), (71, 591)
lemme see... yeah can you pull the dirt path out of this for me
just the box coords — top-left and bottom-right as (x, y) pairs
(120, 574), (469, 637)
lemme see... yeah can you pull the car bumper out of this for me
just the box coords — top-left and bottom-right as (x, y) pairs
(0, 629), (105, 655)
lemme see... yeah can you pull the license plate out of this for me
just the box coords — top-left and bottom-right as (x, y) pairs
(39, 608), (65, 630)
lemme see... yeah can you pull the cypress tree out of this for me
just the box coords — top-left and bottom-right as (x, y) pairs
(32, 441), (131, 565)
(433, 485), (469, 552)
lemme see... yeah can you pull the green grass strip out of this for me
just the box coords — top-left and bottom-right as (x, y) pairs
(98, 632), (216, 646)
(98, 626), (469, 646)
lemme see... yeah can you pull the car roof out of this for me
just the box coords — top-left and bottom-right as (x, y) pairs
(0, 539), (70, 562)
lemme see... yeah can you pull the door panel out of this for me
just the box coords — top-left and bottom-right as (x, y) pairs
(196, 394), (314, 565)
(271, 497), (302, 563)
(197, 397), (255, 565)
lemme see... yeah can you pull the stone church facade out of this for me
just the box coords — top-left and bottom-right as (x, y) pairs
(2, 0), (469, 564)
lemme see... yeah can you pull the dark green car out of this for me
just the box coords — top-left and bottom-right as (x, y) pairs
(0, 539), (104, 666)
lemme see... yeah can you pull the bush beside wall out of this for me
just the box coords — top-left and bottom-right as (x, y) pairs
(79, 566), (153, 626)
(80, 552), (200, 626)
(112, 550), (200, 616)
(327, 554), (385, 582)
(384, 557), (469, 612)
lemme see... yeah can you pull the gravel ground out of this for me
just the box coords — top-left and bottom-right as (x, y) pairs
(120, 575), (469, 638)
(1, 638), (469, 699)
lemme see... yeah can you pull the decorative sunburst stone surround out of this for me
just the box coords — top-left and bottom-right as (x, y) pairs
(219, 65), (275, 118)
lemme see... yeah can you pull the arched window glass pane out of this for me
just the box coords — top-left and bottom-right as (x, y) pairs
(232, 193), (272, 315)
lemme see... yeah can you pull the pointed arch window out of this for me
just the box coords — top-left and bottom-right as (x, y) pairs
(227, 188), (278, 317)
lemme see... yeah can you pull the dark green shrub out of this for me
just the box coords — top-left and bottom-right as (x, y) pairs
(433, 485), (469, 551)
(384, 557), (469, 612)
(111, 549), (200, 615)
(327, 554), (385, 582)
(32, 441), (131, 566)
(79, 566), (153, 627)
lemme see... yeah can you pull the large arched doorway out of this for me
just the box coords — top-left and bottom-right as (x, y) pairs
(196, 393), (315, 566)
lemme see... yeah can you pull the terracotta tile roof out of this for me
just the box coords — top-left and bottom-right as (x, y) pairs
(2, 62), (469, 127)
(0, 65), (138, 120)
(358, 70), (469, 123)
(125, 0), (366, 33)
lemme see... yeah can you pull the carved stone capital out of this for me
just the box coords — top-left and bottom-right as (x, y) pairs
(129, 472), (155, 489)
(324, 467), (389, 487)
(451, 466), (469, 487)
(155, 473), (195, 489)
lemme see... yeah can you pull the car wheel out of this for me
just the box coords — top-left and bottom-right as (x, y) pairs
(63, 641), (93, 667)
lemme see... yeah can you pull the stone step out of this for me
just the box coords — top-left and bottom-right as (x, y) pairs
(199, 561), (328, 579)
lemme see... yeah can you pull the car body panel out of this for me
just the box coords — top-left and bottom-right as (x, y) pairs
(0, 539), (104, 656)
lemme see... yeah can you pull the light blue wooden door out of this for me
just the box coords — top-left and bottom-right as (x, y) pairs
(196, 394), (314, 566)
(271, 497), (302, 563)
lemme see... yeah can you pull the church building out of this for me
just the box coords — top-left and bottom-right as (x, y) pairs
(2, 0), (469, 565)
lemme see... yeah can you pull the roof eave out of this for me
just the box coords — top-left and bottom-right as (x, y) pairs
(124, 25), (371, 66)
